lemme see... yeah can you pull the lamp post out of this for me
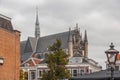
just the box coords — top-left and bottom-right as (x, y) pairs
(105, 43), (119, 80)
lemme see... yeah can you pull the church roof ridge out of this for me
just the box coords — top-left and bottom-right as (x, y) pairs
(40, 29), (74, 39)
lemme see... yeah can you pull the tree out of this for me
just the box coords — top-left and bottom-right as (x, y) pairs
(20, 69), (28, 80)
(20, 69), (24, 80)
(42, 39), (70, 80)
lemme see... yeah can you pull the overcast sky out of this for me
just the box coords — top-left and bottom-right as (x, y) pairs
(1, 0), (120, 69)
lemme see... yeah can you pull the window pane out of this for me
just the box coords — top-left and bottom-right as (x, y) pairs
(31, 71), (35, 79)
(39, 71), (42, 77)
(73, 70), (77, 76)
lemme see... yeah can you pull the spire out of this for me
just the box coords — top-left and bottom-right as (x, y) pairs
(84, 30), (88, 58)
(84, 30), (88, 42)
(68, 27), (72, 42)
(76, 23), (78, 27)
(35, 7), (40, 38)
(68, 27), (73, 57)
(76, 23), (78, 29)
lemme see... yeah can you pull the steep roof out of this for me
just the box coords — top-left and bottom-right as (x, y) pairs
(20, 41), (27, 55)
(29, 37), (37, 51)
(0, 14), (13, 32)
(24, 37), (37, 53)
(21, 52), (33, 62)
(20, 30), (74, 61)
(36, 31), (71, 53)
(20, 37), (38, 61)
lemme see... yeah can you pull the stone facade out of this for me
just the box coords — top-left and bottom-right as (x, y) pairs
(0, 14), (20, 80)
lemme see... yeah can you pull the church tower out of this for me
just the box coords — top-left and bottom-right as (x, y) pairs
(68, 28), (73, 57)
(84, 30), (88, 57)
(35, 7), (40, 39)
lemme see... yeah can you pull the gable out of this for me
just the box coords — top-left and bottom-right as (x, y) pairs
(28, 37), (37, 52)
(24, 38), (33, 53)
(21, 57), (41, 67)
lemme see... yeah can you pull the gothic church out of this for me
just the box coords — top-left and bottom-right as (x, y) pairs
(20, 9), (102, 79)
(20, 10), (88, 62)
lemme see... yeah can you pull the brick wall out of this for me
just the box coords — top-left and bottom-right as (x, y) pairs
(0, 28), (20, 80)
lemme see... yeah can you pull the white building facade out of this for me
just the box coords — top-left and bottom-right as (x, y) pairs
(21, 56), (101, 80)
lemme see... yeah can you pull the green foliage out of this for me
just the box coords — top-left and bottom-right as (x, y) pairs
(20, 69), (28, 80)
(20, 70), (24, 80)
(42, 39), (70, 80)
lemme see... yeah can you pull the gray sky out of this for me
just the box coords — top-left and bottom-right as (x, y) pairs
(1, 0), (120, 69)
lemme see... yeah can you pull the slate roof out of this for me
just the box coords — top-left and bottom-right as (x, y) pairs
(28, 37), (37, 51)
(24, 37), (37, 53)
(20, 41), (27, 55)
(71, 70), (120, 80)
(36, 31), (71, 53)
(20, 30), (74, 61)
(0, 14), (13, 32)
(21, 52), (33, 62)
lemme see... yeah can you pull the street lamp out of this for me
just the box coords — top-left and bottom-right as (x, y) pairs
(105, 43), (119, 80)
